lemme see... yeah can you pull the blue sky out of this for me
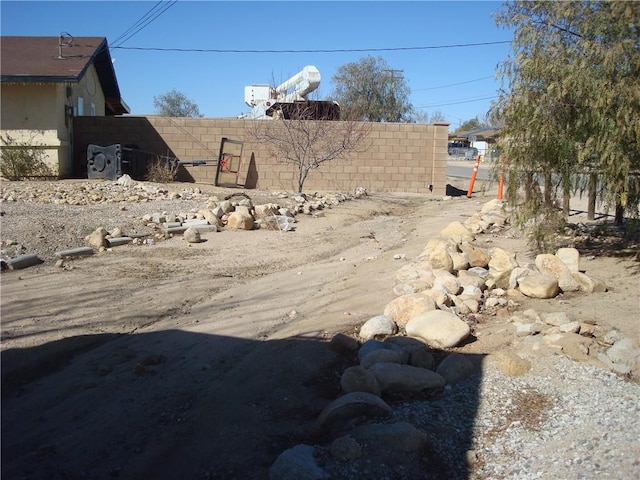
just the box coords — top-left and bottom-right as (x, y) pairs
(1, 1), (513, 127)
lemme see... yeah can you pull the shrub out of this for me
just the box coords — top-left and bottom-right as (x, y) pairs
(145, 157), (179, 183)
(0, 132), (54, 180)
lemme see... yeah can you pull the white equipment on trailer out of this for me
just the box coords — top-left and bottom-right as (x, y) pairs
(241, 66), (339, 120)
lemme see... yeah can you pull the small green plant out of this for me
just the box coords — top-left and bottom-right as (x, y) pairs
(0, 132), (54, 180)
(145, 157), (179, 183)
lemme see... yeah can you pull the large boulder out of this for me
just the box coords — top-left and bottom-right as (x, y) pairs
(405, 310), (471, 348)
(340, 366), (381, 396)
(440, 221), (475, 244)
(316, 392), (392, 437)
(383, 293), (437, 328)
(555, 247), (580, 273)
(459, 243), (490, 268)
(254, 203), (281, 219)
(269, 444), (328, 480)
(535, 253), (580, 292)
(572, 271), (607, 293)
(419, 239), (454, 272)
(226, 209), (254, 230)
(359, 315), (398, 341)
(436, 353), (477, 384)
(349, 422), (429, 452)
(488, 247), (519, 277)
(518, 272), (560, 298)
(368, 362), (445, 394)
(183, 226), (201, 243)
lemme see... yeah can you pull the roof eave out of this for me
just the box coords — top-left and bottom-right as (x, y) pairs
(1, 75), (79, 83)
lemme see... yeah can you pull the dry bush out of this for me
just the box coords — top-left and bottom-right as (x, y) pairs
(146, 157), (179, 183)
(0, 132), (54, 180)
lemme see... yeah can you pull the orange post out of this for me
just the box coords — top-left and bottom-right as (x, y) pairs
(497, 155), (505, 200)
(466, 155), (481, 197)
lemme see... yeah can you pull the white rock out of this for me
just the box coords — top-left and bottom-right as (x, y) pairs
(541, 311), (571, 326)
(183, 226), (201, 243)
(359, 315), (398, 341)
(405, 310), (471, 348)
(535, 253), (580, 292)
(227, 210), (254, 230)
(518, 273), (559, 298)
(383, 293), (437, 328)
(556, 247), (580, 273)
(439, 221), (475, 244)
(572, 271), (607, 293)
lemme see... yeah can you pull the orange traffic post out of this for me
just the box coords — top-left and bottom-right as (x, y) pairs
(466, 155), (481, 198)
(497, 155), (505, 200)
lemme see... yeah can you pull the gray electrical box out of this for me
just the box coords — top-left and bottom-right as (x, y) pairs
(87, 144), (122, 180)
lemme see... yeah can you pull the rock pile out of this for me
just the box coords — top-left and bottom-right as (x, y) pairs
(0, 174), (211, 205)
(268, 198), (640, 480)
(0, 175), (369, 270)
(121, 187), (366, 244)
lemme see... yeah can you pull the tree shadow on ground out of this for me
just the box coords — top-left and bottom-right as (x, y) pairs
(2, 329), (485, 479)
(567, 217), (640, 274)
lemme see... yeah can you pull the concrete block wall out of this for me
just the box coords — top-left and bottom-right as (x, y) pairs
(74, 116), (448, 195)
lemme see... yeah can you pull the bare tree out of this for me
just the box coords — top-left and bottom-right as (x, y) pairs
(245, 104), (370, 193)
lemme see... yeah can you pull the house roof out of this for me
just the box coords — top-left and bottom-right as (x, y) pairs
(1, 36), (129, 115)
(449, 127), (500, 142)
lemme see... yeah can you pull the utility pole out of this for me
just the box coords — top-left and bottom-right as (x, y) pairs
(383, 69), (404, 122)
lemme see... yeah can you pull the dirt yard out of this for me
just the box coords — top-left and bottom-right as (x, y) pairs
(1, 178), (638, 479)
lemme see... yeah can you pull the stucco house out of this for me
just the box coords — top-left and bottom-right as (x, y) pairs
(1, 35), (129, 177)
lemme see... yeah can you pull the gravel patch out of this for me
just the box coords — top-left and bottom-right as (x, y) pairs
(385, 355), (640, 480)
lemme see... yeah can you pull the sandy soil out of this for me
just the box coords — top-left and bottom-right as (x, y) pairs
(1, 179), (638, 479)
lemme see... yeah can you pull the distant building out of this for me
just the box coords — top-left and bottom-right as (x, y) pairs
(1, 35), (129, 177)
(449, 127), (500, 160)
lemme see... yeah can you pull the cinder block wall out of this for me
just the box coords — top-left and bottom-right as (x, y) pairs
(74, 116), (448, 195)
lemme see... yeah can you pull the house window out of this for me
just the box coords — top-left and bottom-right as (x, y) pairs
(90, 103), (96, 116)
(77, 97), (84, 116)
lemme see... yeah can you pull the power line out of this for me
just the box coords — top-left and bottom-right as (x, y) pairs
(413, 75), (495, 91)
(111, 1), (178, 49)
(111, 40), (511, 53)
(416, 95), (498, 109)
(112, 1), (165, 47)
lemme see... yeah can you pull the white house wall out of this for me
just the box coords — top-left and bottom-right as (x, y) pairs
(1, 64), (106, 177)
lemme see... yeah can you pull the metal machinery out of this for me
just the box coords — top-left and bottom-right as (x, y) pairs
(87, 144), (178, 180)
(241, 65), (339, 120)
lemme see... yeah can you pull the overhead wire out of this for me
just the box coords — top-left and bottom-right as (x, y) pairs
(416, 95), (499, 109)
(111, 1), (165, 47)
(111, 40), (511, 53)
(413, 75), (495, 91)
(111, 1), (178, 49)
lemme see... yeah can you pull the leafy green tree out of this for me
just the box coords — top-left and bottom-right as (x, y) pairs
(459, 117), (483, 132)
(331, 56), (412, 122)
(153, 89), (203, 117)
(492, 1), (640, 242)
